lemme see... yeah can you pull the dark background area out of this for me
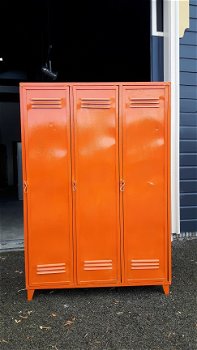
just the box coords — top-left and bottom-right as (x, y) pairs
(0, 0), (150, 193)
(0, 0), (150, 84)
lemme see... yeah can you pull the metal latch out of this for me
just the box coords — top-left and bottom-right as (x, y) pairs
(120, 180), (125, 192)
(72, 181), (77, 192)
(24, 181), (28, 193)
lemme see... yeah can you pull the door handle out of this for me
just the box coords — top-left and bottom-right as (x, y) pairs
(72, 181), (77, 192)
(24, 181), (28, 193)
(120, 180), (125, 192)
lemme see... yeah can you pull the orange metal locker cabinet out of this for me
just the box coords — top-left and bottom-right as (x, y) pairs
(20, 82), (171, 300)
(20, 84), (73, 301)
(121, 84), (171, 294)
(72, 86), (120, 285)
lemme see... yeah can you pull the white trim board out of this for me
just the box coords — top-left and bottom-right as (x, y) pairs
(151, 0), (164, 37)
(163, 0), (180, 235)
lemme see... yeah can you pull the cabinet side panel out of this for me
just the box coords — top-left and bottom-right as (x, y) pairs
(20, 86), (29, 287)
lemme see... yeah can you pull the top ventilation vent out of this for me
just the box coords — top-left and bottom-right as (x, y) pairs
(129, 98), (160, 108)
(30, 98), (63, 109)
(80, 98), (111, 109)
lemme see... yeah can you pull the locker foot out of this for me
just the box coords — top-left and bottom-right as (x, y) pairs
(162, 285), (170, 295)
(27, 289), (35, 301)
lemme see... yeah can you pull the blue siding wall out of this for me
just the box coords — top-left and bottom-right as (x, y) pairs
(180, 0), (197, 232)
(151, 36), (164, 81)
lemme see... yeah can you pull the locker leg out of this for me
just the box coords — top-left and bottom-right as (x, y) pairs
(162, 285), (170, 295)
(27, 289), (35, 301)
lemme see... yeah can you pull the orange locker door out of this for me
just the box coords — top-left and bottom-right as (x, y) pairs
(122, 85), (169, 283)
(72, 86), (120, 285)
(22, 86), (73, 286)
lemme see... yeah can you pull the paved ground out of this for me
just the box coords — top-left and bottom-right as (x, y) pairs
(0, 193), (23, 251)
(0, 239), (196, 350)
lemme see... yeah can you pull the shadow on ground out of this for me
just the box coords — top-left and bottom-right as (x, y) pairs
(0, 239), (196, 350)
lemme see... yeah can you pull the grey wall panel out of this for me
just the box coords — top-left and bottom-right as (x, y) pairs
(180, 180), (197, 193)
(180, 154), (197, 166)
(180, 220), (197, 232)
(179, 2), (197, 231)
(180, 207), (197, 220)
(180, 193), (197, 206)
(151, 36), (164, 81)
(180, 140), (197, 153)
(180, 72), (197, 85)
(180, 31), (197, 45)
(180, 58), (197, 72)
(189, 18), (197, 31)
(180, 99), (197, 112)
(180, 167), (197, 180)
(180, 113), (197, 126)
(180, 126), (197, 140)
(191, 0), (197, 6)
(180, 45), (197, 59)
(180, 85), (197, 99)
(190, 3), (197, 18)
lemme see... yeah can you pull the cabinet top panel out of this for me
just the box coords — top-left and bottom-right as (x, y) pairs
(20, 82), (170, 89)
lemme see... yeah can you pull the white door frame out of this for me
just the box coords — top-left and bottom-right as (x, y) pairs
(163, 0), (180, 235)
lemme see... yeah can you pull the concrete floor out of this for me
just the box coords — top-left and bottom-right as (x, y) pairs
(0, 239), (196, 350)
(0, 197), (24, 251)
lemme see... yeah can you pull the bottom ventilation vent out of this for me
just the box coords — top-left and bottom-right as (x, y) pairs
(84, 260), (112, 271)
(131, 259), (159, 270)
(37, 263), (66, 275)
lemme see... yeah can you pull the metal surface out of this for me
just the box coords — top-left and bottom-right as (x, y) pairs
(72, 86), (120, 284)
(20, 82), (171, 300)
(20, 86), (73, 287)
(122, 85), (170, 283)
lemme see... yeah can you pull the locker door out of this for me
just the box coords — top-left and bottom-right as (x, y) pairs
(72, 86), (120, 285)
(22, 87), (73, 286)
(122, 85), (169, 283)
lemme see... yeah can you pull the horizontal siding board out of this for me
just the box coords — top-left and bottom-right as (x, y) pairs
(180, 58), (197, 72)
(180, 154), (197, 166)
(190, 4), (197, 19)
(180, 72), (197, 85)
(180, 193), (197, 206)
(180, 45), (197, 59)
(190, 0), (197, 6)
(189, 18), (197, 32)
(180, 99), (197, 112)
(180, 31), (197, 45)
(180, 85), (197, 99)
(180, 113), (197, 126)
(180, 167), (197, 180)
(180, 220), (197, 232)
(180, 126), (197, 139)
(180, 141), (197, 153)
(180, 180), (197, 193)
(180, 207), (197, 220)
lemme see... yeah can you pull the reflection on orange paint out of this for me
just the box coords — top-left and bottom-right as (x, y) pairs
(20, 83), (171, 301)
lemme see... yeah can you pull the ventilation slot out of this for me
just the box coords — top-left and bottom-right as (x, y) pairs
(37, 263), (66, 274)
(131, 259), (159, 270)
(129, 98), (160, 108)
(84, 260), (112, 271)
(31, 98), (63, 109)
(80, 98), (111, 109)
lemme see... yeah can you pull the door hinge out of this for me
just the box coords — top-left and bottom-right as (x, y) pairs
(120, 180), (125, 192)
(24, 181), (28, 193)
(72, 181), (77, 192)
